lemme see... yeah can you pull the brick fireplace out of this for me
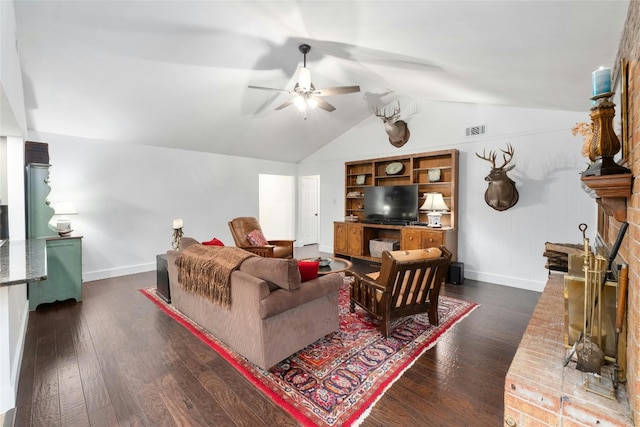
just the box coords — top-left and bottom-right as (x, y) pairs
(505, 3), (640, 425)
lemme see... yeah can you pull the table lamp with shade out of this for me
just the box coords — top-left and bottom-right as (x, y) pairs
(419, 193), (449, 228)
(51, 201), (78, 236)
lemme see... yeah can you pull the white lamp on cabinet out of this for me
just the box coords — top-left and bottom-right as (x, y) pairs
(52, 201), (78, 236)
(419, 193), (448, 228)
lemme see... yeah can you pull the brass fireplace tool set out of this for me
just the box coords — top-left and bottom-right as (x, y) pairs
(564, 222), (628, 399)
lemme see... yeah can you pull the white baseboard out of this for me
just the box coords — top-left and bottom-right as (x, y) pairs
(83, 262), (155, 282)
(464, 269), (545, 292)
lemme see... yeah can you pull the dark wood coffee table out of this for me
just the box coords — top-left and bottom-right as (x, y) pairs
(301, 257), (353, 275)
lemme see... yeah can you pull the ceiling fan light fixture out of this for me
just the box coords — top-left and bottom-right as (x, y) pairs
(297, 66), (312, 92)
(294, 95), (307, 110)
(248, 43), (359, 114)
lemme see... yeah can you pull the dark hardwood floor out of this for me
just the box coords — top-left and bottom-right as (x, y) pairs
(14, 259), (540, 426)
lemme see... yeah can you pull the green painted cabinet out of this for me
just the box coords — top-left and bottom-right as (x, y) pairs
(25, 163), (56, 239)
(29, 235), (83, 310)
(26, 162), (83, 310)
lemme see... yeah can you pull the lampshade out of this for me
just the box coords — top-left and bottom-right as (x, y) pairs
(53, 201), (78, 216)
(51, 201), (78, 236)
(419, 193), (449, 212)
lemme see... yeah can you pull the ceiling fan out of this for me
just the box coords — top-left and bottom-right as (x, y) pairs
(248, 44), (361, 112)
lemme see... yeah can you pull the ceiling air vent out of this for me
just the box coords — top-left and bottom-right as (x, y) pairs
(465, 125), (486, 137)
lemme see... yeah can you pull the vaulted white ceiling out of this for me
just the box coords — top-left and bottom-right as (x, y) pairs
(13, 1), (629, 163)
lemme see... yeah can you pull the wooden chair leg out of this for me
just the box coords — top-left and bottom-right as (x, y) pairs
(350, 300), (355, 313)
(428, 304), (439, 326)
(381, 318), (391, 337)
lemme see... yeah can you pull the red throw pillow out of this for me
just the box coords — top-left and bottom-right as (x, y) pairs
(202, 237), (224, 246)
(298, 260), (319, 282)
(246, 229), (268, 246)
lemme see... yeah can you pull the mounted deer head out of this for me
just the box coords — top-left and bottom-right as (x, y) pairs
(475, 143), (519, 211)
(373, 101), (410, 148)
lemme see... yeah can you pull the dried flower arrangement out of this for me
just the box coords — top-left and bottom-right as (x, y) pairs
(571, 121), (593, 159)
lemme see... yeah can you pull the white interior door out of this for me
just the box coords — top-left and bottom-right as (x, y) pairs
(258, 174), (295, 240)
(298, 175), (319, 246)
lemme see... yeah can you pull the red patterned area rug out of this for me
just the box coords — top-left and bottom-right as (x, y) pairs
(140, 282), (477, 426)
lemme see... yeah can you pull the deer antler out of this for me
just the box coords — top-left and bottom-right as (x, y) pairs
(497, 143), (515, 169)
(475, 149), (497, 168)
(373, 101), (401, 121)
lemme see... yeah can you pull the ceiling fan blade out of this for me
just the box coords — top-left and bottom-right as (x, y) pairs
(275, 98), (296, 110)
(314, 85), (361, 96)
(312, 96), (336, 112)
(248, 85), (292, 94)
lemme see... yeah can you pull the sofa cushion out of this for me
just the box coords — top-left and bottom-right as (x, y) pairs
(246, 229), (268, 246)
(298, 260), (319, 282)
(239, 256), (301, 290)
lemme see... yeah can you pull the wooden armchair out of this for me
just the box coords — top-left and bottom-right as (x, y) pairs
(350, 246), (452, 337)
(228, 217), (294, 258)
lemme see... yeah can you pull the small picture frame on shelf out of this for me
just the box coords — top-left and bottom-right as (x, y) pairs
(356, 174), (366, 185)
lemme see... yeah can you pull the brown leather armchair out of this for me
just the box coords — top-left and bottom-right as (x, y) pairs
(228, 217), (294, 258)
(349, 246), (452, 337)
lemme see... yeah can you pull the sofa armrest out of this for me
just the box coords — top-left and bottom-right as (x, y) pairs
(167, 249), (270, 302)
(259, 272), (343, 319)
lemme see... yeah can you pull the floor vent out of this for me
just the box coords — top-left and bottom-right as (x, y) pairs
(465, 125), (486, 137)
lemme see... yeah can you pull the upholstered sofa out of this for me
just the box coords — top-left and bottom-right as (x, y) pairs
(166, 237), (343, 370)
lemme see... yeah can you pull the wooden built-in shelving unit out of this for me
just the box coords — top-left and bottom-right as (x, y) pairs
(337, 149), (459, 262)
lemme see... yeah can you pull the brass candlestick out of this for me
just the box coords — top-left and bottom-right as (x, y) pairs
(172, 227), (183, 250)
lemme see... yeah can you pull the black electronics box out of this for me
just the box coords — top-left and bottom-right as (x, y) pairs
(448, 262), (464, 285)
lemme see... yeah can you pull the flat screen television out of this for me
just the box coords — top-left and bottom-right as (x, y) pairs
(363, 185), (418, 225)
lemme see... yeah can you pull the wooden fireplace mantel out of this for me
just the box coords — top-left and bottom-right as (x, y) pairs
(580, 173), (632, 222)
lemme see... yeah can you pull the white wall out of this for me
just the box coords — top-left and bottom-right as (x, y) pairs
(30, 131), (298, 281)
(0, 1), (27, 137)
(299, 99), (596, 292)
(0, 1), (28, 414)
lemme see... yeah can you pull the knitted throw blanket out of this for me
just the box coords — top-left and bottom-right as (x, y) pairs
(175, 245), (256, 308)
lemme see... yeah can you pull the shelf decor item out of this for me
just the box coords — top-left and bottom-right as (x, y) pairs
(356, 174), (366, 185)
(592, 66), (612, 97)
(385, 162), (404, 175)
(582, 68), (630, 177)
(420, 193), (449, 228)
(428, 168), (441, 182)
(172, 218), (184, 250)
